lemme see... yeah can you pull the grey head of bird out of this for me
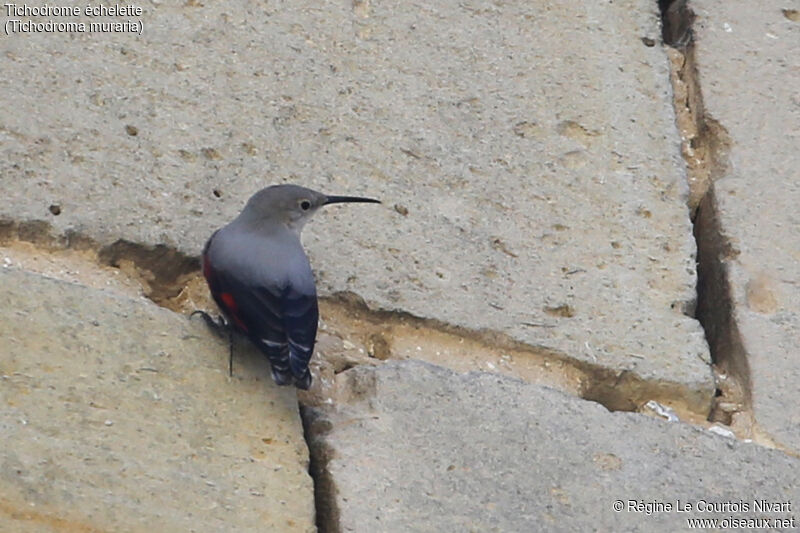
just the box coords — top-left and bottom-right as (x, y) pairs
(238, 184), (381, 234)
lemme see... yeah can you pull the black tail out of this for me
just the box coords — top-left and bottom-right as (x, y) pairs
(294, 370), (312, 390)
(255, 337), (295, 387)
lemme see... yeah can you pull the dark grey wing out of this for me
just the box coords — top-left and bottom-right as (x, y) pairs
(208, 269), (294, 386)
(247, 284), (294, 386)
(281, 284), (319, 390)
(208, 270), (318, 389)
(204, 224), (317, 389)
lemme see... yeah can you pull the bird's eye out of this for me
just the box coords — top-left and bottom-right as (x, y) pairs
(299, 200), (312, 211)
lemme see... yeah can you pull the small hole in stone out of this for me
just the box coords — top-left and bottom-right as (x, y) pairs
(715, 388), (723, 397)
(641, 37), (656, 47)
(212, 188), (222, 198)
(125, 125), (138, 136)
(49, 204), (61, 216)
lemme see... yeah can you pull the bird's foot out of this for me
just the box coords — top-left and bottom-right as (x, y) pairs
(190, 310), (229, 338)
(294, 371), (312, 391)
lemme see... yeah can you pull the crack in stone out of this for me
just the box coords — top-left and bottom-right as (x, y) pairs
(301, 405), (341, 533)
(659, 0), (694, 48)
(304, 292), (713, 420)
(0, 217), (717, 420)
(0, 219), (199, 306)
(658, 0), (762, 444)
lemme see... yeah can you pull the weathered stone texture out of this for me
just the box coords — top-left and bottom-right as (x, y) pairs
(306, 361), (800, 532)
(0, 0), (711, 414)
(692, 2), (800, 450)
(0, 268), (314, 532)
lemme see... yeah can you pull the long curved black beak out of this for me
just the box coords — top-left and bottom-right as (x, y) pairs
(324, 195), (381, 205)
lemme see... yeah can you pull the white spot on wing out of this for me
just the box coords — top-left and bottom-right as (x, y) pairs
(261, 338), (286, 348)
(289, 339), (311, 352)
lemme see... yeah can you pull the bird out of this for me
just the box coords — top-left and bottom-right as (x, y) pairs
(193, 184), (380, 390)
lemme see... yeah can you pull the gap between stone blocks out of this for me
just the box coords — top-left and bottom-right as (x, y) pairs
(658, 0), (792, 453)
(0, 217), (744, 433)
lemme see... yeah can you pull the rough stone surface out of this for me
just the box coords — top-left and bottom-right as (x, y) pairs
(305, 360), (800, 533)
(0, 1), (711, 411)
(0, 268), (314, 532)
(692, 3), (800, 449)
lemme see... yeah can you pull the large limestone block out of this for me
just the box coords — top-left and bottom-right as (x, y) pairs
(692, 2), (800, 449)
(0, 1), (710, 413)
(0, 267), (314, 532)
(306, 361), (799, 532)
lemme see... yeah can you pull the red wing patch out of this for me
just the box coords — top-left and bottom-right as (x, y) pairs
(220, 292), (237, 311)
(219, 291), (249, 332)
